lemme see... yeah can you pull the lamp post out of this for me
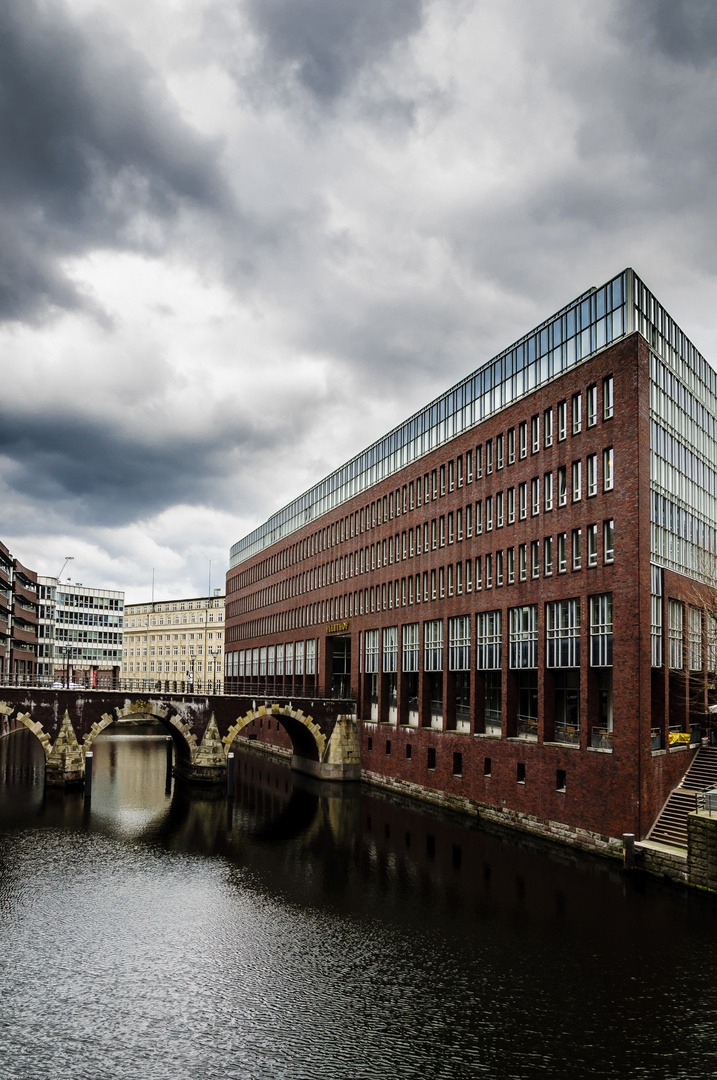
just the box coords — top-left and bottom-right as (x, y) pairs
(57, 643), (73, 688)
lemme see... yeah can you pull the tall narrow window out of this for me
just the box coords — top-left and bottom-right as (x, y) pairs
(486, 440), (493, 475)
(507, 428), (516, 464)
(587, 384), (597, 427)
(544, 407), (553, 447)
(558, 466), (567, 507)
(531, 477), (540, 516)
(572, 461), (582, 502)
(544, 537), (553, 576)
(603, 447), (614, 491)
(590, 594), (613, 666)
(668, 601), (684, 669)
(519, 422), (527, 459)
(486, 497), (493, 532)
(572, 529), (582, 570)
(508, 487), (515, 524)
(558, 532), (567, 573)
(587, 454), (598, 497)
(531, 540), (540, 579)
(603, 519), (614, 562)
(519, 483), (527, 520)
(507, 546), (515, 584)
(519, 544), (527, 582)
(603, 375), (614, 419)
(544, 472), (553, 512)
(496, 491), (504, 528)
(496, 433), (504, 470)
(689, 607), (703, 671)
(572, 393), (582, 434)
(531, 415), (540, 454)
(587, 523), (598, 566)
(558, 401), (567, 441)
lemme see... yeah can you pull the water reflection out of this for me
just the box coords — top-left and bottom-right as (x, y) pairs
(1, 725), (717, 1080)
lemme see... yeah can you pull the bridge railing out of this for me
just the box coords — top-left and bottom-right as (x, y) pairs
(0, 674), (357, 702)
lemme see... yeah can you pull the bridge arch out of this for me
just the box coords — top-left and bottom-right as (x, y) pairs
(0, 704), (52, 758)
(223, 704), (326, 763)
(84, 700), (196, 764)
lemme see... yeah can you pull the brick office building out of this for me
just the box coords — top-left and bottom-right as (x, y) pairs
(225, 269), (717, 843)
(0, 540), (38, 684)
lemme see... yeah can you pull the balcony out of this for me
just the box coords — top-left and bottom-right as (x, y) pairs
(12, 602), (37, 624)
(591, 727), (614, 750)
(11, 624), (37, 646)
(13, 581), (37, 607)
(517, 716), (538, 741)
(554, 722), (580, 747)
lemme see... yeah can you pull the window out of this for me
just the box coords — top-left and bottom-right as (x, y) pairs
(365, 630), (379, 673)
(476, 445), (483, 478)
(507, 428), (516, 464)
(456, 509), (463, 541)
(486, 440), (493, 475)
(507, 487), (515, 524)
(572, 461), (582, 502)
(587, 454), (598, 497)
(603, 519), (614, 562)
(476, 611), (502, 669)
(556, 769), (566, 792)
(689, 607), (703, 671)
(544, 407), (553, 447)
(440, 465), (446, 495)
(496, 549), (504, 586)
(557, 401), (567, 440)
(572, 393), (582, 434)
(544, 537), (553, 576)
(496, 492), (504, 528)
(587, 524), (598, 566)
(485, 553), (493, 588)
(668, 600), (684, 669)
(587, 384), (597, 427)
(519, 544), (527, 582)
(590, 594), (613, 666)
(519, 422), (527, 459)
(496, 434), (504, 470)
(531, 415), (540, 453)
(484, 757), (492, 777)
(544, 472), (553, 511)
(572, 529), (582, 570)
(517, 762), (526, 784)
(383, 626), (398, 672)
(531, 477), (540, 516)
(519, 482), (527, 520)
(427, 747), (436, 770)
(486, 497), (493, 532)
(531, 540), (540, 579)
(424, 620), (443, 671)
(448, 460), (454, 492)
(457, 457), (463, 488)
(558, 532), (567, 573)
(547, 599), (580, 667)
(603, 447), (614, 491)
(476, 501), (483, 534)
(603, 375), (614, 419)
(466, 450), (473, 483)
(449, 616), (470, 670)
(507, 546), (515, 584)
(510, 605), (538, 668)
(558, 466), (567, 507)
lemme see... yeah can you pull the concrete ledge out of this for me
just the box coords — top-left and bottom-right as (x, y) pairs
(291, 754), (361, 782)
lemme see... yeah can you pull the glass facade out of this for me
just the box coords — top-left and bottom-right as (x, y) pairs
(231, 270), (630, 566)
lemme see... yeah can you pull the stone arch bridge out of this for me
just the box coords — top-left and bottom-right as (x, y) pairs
(0, 689), (360, 787)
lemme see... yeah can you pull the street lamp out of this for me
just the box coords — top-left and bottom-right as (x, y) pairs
(57, 643), (74, 688)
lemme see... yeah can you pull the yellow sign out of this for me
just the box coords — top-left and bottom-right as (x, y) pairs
(326, 621), (349, 634)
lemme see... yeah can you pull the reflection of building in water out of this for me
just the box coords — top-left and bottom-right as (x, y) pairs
(225, 270), (717, 846)
(122, 592), (225, 693)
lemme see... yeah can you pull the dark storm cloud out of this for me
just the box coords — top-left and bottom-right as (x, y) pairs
(0, 0), (228, 322)
(628, 0), (717, 66)
(242, 0), (425, 103)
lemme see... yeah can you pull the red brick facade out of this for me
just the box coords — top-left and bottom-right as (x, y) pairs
(226, 332), (714, 840)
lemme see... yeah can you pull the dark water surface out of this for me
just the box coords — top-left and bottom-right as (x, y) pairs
(1, 725), (716, 1080)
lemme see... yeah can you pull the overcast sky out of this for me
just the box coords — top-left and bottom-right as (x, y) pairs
(2, 0), (717, 602)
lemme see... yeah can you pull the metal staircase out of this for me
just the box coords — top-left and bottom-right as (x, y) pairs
(648, 747), (717, 849)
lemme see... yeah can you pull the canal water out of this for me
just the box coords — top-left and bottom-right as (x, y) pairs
(1, 726), (716, 1080)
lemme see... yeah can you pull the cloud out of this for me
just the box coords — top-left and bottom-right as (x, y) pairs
(0, 0), (227, 323)
(627, 0), (717, 67)
(240, 0), (426, 104)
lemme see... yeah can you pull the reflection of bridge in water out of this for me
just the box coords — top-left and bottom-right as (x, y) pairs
(0, 688), (360, 786)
